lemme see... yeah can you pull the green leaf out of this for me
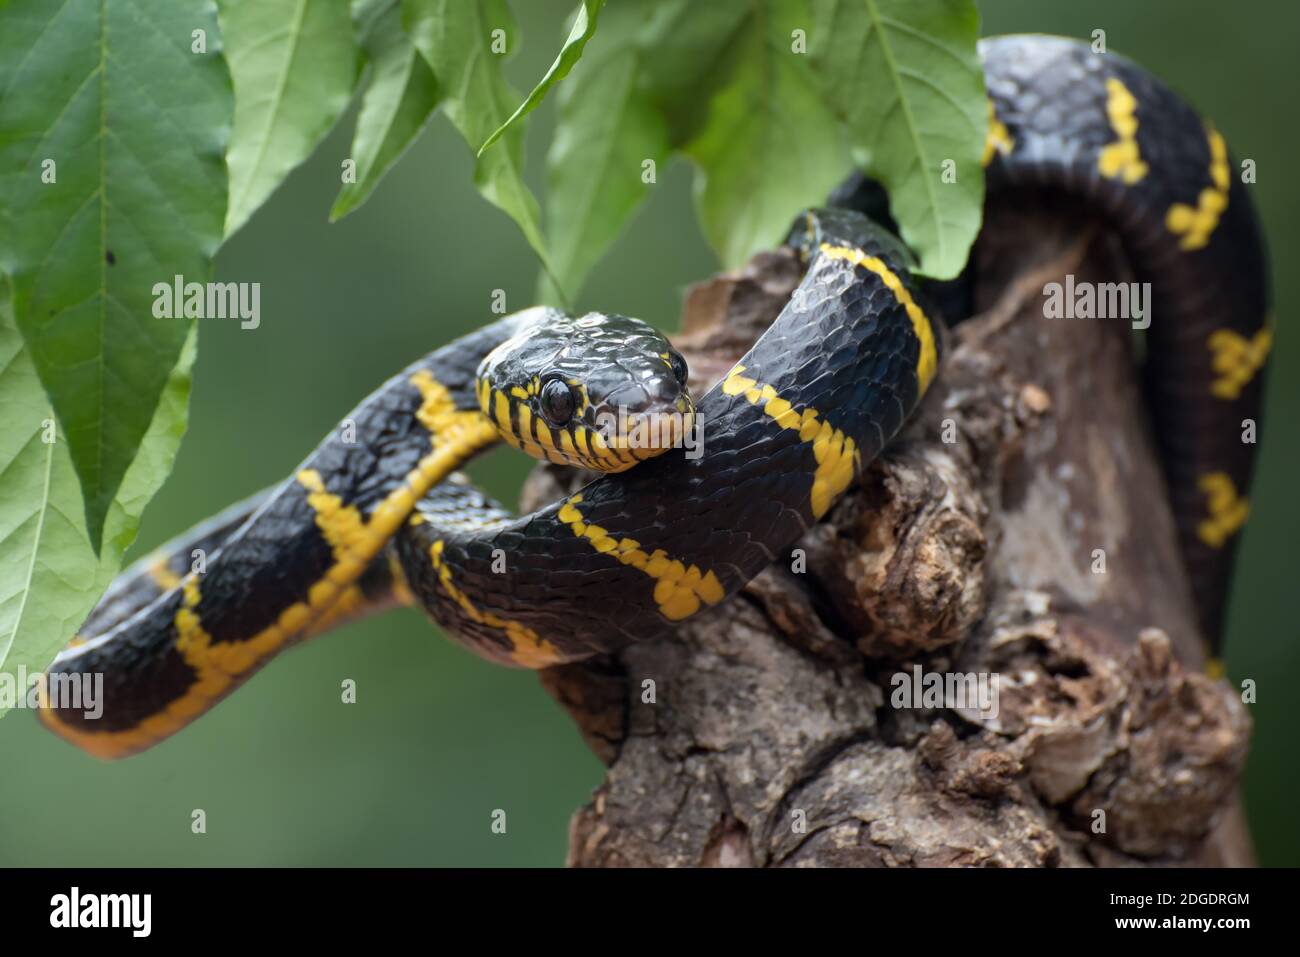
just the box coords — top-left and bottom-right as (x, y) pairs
(0, 0), (230, 551)
(402, 0), (551, 275)
(684, 0), (853, 268)
(0, 276), (198, 721)
(538, 0), (985, 292)
(537, 0), (756, 299)
(542, 50), (668, 301)
(330, 0), (441, 221)
(351, 0), (397, 36)
(478, 0), (605, 157)
(220, 0), (359, 237)
(808, 0), (985, 279)
(615, 0), (750, 146)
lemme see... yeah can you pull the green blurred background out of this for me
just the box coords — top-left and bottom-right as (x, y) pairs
(2, 0), (1296, 866)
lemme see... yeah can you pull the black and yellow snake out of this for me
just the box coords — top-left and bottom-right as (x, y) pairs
(41, 36), (1270, 759)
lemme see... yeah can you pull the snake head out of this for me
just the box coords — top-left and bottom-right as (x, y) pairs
(477, 311), (696, 473)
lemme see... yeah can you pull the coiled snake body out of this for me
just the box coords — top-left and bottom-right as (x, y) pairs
(42, 36), (1270, 758)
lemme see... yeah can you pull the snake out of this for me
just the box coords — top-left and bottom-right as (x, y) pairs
(40, 36), (1270, 759)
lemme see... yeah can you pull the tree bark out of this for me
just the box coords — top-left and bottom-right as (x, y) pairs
(524, 204), (1253, 868)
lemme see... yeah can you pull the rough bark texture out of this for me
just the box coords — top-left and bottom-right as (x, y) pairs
(525, 206), (1253, 868)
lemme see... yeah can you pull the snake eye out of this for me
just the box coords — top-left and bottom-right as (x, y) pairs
(667, 351), (688, 385)
(539, 378), (577, 426)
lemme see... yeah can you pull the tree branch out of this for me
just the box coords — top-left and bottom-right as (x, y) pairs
(526, 205), (1253, 867)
